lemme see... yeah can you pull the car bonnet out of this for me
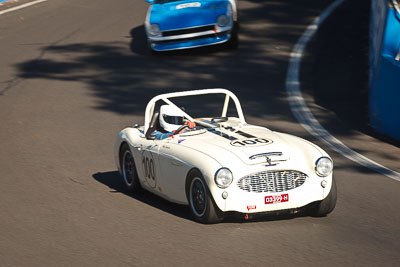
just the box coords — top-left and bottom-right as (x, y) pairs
(177, 126), (297, 166)
(149, 0), (230, 31)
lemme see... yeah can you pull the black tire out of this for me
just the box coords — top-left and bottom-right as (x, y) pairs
(226, 22), (239, 49)
(186, 169), (224, 224)
(310, 176), (337, 217)
(120, 143), (141, 193)
(147, 40), (159, 56)
(150, 48), (161, 56)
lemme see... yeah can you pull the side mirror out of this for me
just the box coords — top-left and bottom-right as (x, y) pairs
(146, 0), (155, 4)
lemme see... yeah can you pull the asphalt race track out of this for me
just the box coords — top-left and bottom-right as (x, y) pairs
(1, 0), (399, 266)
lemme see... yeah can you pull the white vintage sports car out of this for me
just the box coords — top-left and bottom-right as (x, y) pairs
(114, 89), (336, 223)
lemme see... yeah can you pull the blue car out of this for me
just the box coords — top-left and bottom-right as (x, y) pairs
(145, 0), (238, 51)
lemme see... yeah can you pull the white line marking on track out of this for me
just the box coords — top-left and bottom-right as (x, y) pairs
(0, 0), (48, 16)
(285, 0), (400, 182)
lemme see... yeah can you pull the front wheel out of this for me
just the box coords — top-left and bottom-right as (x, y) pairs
(147, 41), (161, 56)
(310, 176), (337, 217)
(120, 143), (141, 193)
(186, 170), (224, 224)
(225, 22), (239, 49)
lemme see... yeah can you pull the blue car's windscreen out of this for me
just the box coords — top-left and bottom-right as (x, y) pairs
(155, 0), (185, 4)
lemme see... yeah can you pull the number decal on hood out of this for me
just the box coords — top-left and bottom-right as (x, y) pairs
(176, 2), (201, 9)
(230, 138), (273, 147)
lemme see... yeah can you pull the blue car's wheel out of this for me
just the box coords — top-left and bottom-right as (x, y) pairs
(147, 40), (161, 55)
(226, 22), (239, 49)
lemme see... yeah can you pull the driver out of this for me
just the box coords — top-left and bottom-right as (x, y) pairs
(152, 105), (195, 140)
(159, 105), (185, 133)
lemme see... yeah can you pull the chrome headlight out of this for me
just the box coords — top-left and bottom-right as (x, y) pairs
(315, 157), (333, 177)
(147, 23), (161, 36)
(217, 14), (230, 27)
(214, 168), (233, 188)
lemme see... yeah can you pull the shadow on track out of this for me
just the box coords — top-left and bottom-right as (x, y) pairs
(93, 171), (310, 224)
(15, 0), (332, 124)
(129, 25), (149, 56)
(93, 171), (193, 221)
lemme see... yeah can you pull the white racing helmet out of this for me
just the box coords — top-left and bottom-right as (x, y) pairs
(159, 105), (185, 132)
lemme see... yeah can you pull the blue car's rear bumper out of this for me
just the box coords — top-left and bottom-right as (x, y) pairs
(150, 34), (230, 51)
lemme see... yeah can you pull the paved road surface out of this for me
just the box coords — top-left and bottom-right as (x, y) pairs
(0, 0), (399, 266)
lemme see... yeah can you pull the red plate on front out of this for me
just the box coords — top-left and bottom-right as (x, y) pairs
(265, 194), (289, 204)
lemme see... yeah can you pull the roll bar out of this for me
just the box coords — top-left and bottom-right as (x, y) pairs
(143, 88), (246, 133)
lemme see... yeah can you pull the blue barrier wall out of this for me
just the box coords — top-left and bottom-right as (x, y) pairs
(370, 0), (400, 140)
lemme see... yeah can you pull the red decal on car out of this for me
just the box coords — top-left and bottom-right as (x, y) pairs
(265, 194), (289, 204)
(247, 205), (256, 211)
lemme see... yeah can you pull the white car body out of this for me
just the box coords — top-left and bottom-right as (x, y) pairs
(114, 89), (336, 223)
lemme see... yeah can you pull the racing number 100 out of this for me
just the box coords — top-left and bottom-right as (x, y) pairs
(231, 138), (271, 147)
(142, 157), (155, 181)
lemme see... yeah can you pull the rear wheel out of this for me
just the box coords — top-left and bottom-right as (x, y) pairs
(310, 176), (337, 217)
(186, 170), (224, 224)
(120, 143), (141, 193)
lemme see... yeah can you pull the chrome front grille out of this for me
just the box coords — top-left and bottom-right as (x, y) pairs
(237, 170), (307, 193)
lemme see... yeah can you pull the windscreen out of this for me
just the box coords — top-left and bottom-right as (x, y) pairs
(154, 0), (186, 4)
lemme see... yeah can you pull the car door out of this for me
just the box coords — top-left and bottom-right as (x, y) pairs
(136, 138), (176, 198)
(157, 141), (188, 204)
(136, 140), (160, 192)
(136, 137), (188, 204)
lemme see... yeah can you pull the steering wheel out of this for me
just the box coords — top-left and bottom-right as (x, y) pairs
(174, 124), (189, 135)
